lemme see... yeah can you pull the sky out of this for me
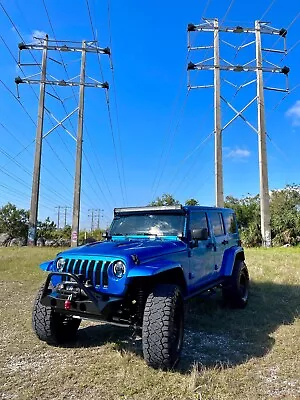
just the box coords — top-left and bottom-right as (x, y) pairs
(0, 0), (299, 230)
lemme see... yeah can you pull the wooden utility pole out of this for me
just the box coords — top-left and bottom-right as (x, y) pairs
(27, 35), (48, 245)
(213, 19), (223, 207)
(255, 20), (271, 247)
(71, 41), (86, 247)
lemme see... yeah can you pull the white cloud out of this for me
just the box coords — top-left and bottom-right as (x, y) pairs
(285, 100), (300, 126)
(226, 147), (251, 160)
(30, 30), (48, 44)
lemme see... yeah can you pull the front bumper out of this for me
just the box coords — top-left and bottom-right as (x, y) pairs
(41, 272), (123, 322)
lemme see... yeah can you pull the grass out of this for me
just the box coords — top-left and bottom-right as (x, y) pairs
(0, 247), (299, 400)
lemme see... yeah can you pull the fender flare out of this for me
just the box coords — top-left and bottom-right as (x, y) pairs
(127, 259), (184, 278)
(220, 247), (245, 276)
(39, 260), (54, 271)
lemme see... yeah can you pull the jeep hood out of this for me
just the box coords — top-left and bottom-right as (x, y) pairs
(60, 239), (187, 262)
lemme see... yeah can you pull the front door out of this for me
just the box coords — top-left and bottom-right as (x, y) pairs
(189, 211), (215, 290)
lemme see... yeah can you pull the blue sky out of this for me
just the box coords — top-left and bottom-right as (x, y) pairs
(0, 0), (299, 230)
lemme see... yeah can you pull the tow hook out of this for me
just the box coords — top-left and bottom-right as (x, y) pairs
(64, 294), (73, 310)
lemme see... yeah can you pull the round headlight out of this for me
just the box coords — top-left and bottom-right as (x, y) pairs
(112, 261), (126, 278)
(56, 258), (66, 272)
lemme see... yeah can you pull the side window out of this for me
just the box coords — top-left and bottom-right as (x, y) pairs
(224, 213), (237, 234)
(209, 212), (225, 236)
(190, 212), (208, 233)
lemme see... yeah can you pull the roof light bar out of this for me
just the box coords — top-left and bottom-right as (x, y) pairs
(114, 205), (183, 214)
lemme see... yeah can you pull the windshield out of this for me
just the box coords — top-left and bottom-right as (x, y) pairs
(110, 213), (185, 237)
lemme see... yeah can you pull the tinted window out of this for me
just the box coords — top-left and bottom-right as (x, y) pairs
(209, 212), (225, 236)
(224, 213), (237, 234)
(190, 212), (208, 232)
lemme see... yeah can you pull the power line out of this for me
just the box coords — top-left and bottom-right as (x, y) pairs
(85, 0), (126, 206)
(107, 0), (128, 204)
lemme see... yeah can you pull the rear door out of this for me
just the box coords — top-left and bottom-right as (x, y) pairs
(207, 211), (227, 277)
(189, 211), (215, 288)
(223, 211), (239, 247)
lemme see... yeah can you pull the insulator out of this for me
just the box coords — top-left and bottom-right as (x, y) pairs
(279, 28), (287, 37)
(103, 47), (111, 55)
(281, 66), (290, 75)
(187, 61), (196, 70)
(18, 42), (26, 50)
(233, 26), (244, 33)
(187, 23), (196, 32)
(15, 76), (23, 84)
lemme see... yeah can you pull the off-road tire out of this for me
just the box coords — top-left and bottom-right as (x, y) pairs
(222, 260), (249, 308)
(32, 284), (81, 345)
(142, 284), (184, 370)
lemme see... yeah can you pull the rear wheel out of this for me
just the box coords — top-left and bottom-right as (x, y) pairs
(32, 284), (81, 345)
(142, 284), (184, 369)
(222, 260), (249, 308)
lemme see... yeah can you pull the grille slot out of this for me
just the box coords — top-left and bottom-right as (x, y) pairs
(95, 261), (103, 286)
(67, 259), (75, 273)
(102, 261), (110, 287)
(80, 260), (89, 277)
(87, 260), (95, 283)
(74, 259), (81, 274)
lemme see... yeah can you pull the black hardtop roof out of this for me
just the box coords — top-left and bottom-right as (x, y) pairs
(114, 205), (234, 215)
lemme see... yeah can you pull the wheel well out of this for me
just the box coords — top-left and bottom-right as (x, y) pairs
(128, 268), (187, 296)
(235, 251), (245, 262)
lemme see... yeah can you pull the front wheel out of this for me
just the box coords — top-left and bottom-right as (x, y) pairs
(142, 284), (184, 370)
(222, 260), (250, 308)
(32, 284), (81, 345)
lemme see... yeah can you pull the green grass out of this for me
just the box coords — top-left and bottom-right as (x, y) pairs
(0, 247), (299, 400)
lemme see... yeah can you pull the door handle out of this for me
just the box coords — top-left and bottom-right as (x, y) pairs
(206, 242), (216, 251)
(222, 240), (228, 245)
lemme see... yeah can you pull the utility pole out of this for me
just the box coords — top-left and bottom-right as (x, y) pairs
(55, 205), (61, 229)
(187, 19), (289, 246)
(96, 209), (104, 229)
(15, 38), (110, 247)
(26, 35), (48, 245)
(88, 208), (95, 232)
(72, 40), (86, 247)
(63, 206), (71, 227)
(255, 20), (271, 247)
(213, 19), (223, 207)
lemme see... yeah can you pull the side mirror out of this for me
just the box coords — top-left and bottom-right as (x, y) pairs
(102, 231), (111, 240)
(191, 228), (208, 241)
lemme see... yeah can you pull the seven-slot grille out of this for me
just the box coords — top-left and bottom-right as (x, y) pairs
(62, 258), (111, 287)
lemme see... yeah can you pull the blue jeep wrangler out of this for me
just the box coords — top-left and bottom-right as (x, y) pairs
(32, 205), (249, 369)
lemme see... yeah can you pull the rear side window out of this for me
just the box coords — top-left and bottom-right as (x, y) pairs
(224, 213), (237, 234)
(209, 212), (225, 236)
(190, 212), (208, 232)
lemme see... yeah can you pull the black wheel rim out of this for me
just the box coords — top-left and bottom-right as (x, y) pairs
(171, 300), (184, 359)
(239, 271), (249, 301)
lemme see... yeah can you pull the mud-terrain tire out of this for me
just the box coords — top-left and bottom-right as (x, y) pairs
(32, 284), (81, 345)
(142, 284), (184, 370)
(222, 260), (249, 308)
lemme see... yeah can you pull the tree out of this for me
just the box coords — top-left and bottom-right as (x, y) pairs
(225, 194), (261, 247)
(270, 184), (300, 245)
(0, 203), (29, 241)
(149, 194), (180, 206)
(185, 198), (199, 206)
(37, 217), (57, 239)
